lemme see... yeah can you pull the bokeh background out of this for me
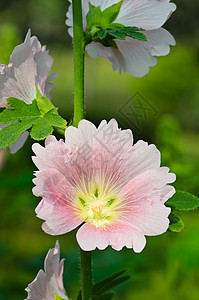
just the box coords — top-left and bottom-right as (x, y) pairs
(0, 0), (199, 299)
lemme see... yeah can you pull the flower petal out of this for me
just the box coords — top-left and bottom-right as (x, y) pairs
(44, 241), (64, 286)
(25, 29), (57, 99)
(36, 198), (82, 236)
(33, 168), (82, 235)
(77, 220), (146, 252)
(0, 42), (37, 104)
(32, 137), (69, 171)
(144, 27), (176, 56)
(160, 185), (175, 203)
(87, 38), (157, 77)
(116, 0), (176, 30)
(118, 168), (175, 234)
(44, 72), (59, 100)
(116, 38), (157, 77)
(34, 51), (53, 96)
(92, 121), (160, 190)
(9, 131), (29, 154)
(25, 241), (68, 300)
(65, 119), (97, 149)
(25, 269), (51, 300)
(119, 167), (176, 206)
(86, 42), (124, 74)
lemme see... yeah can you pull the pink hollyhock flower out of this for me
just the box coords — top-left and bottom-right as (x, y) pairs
(0, 29), (58, 153)
(32, 119), (176, 253)
(25, 241), (68, 300)
(66, 0), (176, 77)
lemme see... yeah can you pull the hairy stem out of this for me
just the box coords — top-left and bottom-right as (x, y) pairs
(80, 249), (93, 300)
(72, 0), (85, 127)
(72, 1), (92, 299)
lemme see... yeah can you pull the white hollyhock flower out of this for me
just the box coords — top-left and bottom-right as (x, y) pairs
(0, 29), (58, 153)
(25, 241), (68, 300)
(66, 0), (176, 77)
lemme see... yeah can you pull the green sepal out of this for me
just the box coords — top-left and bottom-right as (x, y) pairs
(166, 190), (199, 211)
(37, 95), (55, 115)
(99, 0), (123, 24)
(97, 27), (147, 41)
(0, 97), (67, 149)
(85, 1), (146, 47)
(169, 213), (184, 232)
(36, 87), (55, 114)
(86, 4), (102, 31)
(86, 1), (123, 31)
(55, 293), (65, 300)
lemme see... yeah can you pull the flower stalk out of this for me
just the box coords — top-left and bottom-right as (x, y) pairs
(72, 0), (85, 127)
(72, 0), (92, 299)
(80, 249), (93, 300)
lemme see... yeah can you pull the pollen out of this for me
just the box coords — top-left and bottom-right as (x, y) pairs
(76, 185), (121, 228)
(90, 200), (104, 215)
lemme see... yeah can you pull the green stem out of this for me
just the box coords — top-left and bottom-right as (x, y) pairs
(72, 0), (85, 127)
(72, 1), (92, 299)
(80, 249), (93, 300)
(54, 127), (67, 136)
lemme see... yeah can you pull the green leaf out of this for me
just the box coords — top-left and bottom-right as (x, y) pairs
(169, 213), (184, 232)
(0, 120), (33, 149)
(44, 108), (67, 127)
(0, 97), (67, 149)
(166, 190), (199, 211)
(95, 292), (115, 300)
(0, 97), (40, 123)
(93, 270), (130, 299)
(30, 117), (54, 140)
(77, 270), (129, 300)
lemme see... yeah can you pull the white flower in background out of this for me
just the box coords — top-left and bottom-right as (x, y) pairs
(0, 29), (58, 153)
(25, 241), (68, 300)
(66, 0), (176, 77)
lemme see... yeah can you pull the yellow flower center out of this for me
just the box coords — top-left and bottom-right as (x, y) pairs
(90, 199), (104, 215)
(75, 183), (121, 229)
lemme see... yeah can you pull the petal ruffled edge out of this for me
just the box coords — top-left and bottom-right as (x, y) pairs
(77, 220), (146, 253)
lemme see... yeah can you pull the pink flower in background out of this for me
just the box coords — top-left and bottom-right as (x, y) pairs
(66, 0), (176, 77)
(32, 119), (176, 252)
(25, 241), (68, 300)
(0, 29), (58, 153)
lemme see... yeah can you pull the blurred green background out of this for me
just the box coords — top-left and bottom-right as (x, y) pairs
(0, 0), (199, 299)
